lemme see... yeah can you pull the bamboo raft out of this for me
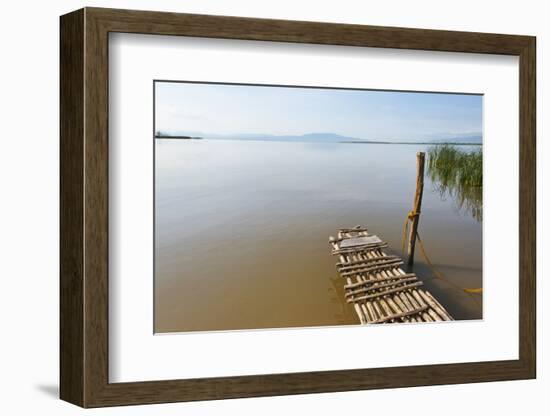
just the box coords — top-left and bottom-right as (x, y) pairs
(329, 226), (453, 324)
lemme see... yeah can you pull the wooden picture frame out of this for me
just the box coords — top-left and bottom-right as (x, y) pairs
(60, 7), (536, 408)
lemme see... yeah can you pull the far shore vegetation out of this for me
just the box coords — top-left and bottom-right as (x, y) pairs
(155, 131), (203, 140)
(427, 145), (482, 221)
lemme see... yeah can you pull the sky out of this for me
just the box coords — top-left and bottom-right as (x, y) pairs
(155, 81), (482, 142)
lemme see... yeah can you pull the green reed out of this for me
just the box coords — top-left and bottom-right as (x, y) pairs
(427, 145), (483, 222)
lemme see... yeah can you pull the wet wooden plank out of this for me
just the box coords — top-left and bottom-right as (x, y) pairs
(339, 235), (383, 248)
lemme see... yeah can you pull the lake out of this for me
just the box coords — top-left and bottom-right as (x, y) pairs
(154, 139), (482, 333)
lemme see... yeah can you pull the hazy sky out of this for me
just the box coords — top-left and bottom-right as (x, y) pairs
(155, 81), (482, 142)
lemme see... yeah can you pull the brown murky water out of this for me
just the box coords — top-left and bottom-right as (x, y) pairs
(154, 139), (482, 333)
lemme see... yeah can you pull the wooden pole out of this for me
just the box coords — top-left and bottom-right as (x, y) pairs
(407, 152), (425, 265)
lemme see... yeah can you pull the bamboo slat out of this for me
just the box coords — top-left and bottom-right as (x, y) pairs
(339, 260), (404, 277)
(347, 282), (424, 303)
(343, 273), (417, 289)
(345, 277), (419, 297)
(372, 305), (429, 324)
(337, 255), (400, 269)
(331, 242), (389, 255)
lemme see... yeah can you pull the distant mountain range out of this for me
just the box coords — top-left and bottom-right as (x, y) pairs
(221, 132), (366, 143)
(155, 131), (363, 143)
(155, 130), (482, 144)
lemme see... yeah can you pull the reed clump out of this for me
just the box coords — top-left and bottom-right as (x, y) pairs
(427, 145), (482, 221)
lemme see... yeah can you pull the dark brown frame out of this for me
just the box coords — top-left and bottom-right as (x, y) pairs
(60, 7), (536, 408)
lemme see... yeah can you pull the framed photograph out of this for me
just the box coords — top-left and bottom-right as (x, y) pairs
(60, 7), (536, 407)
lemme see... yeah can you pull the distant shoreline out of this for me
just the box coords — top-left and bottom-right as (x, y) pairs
(155, 136), (482, 146)
(341, 141), (482, 146)
(155, 135), (203, 140)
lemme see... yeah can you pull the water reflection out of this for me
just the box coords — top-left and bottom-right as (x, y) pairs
(427, 145), (483, 222)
